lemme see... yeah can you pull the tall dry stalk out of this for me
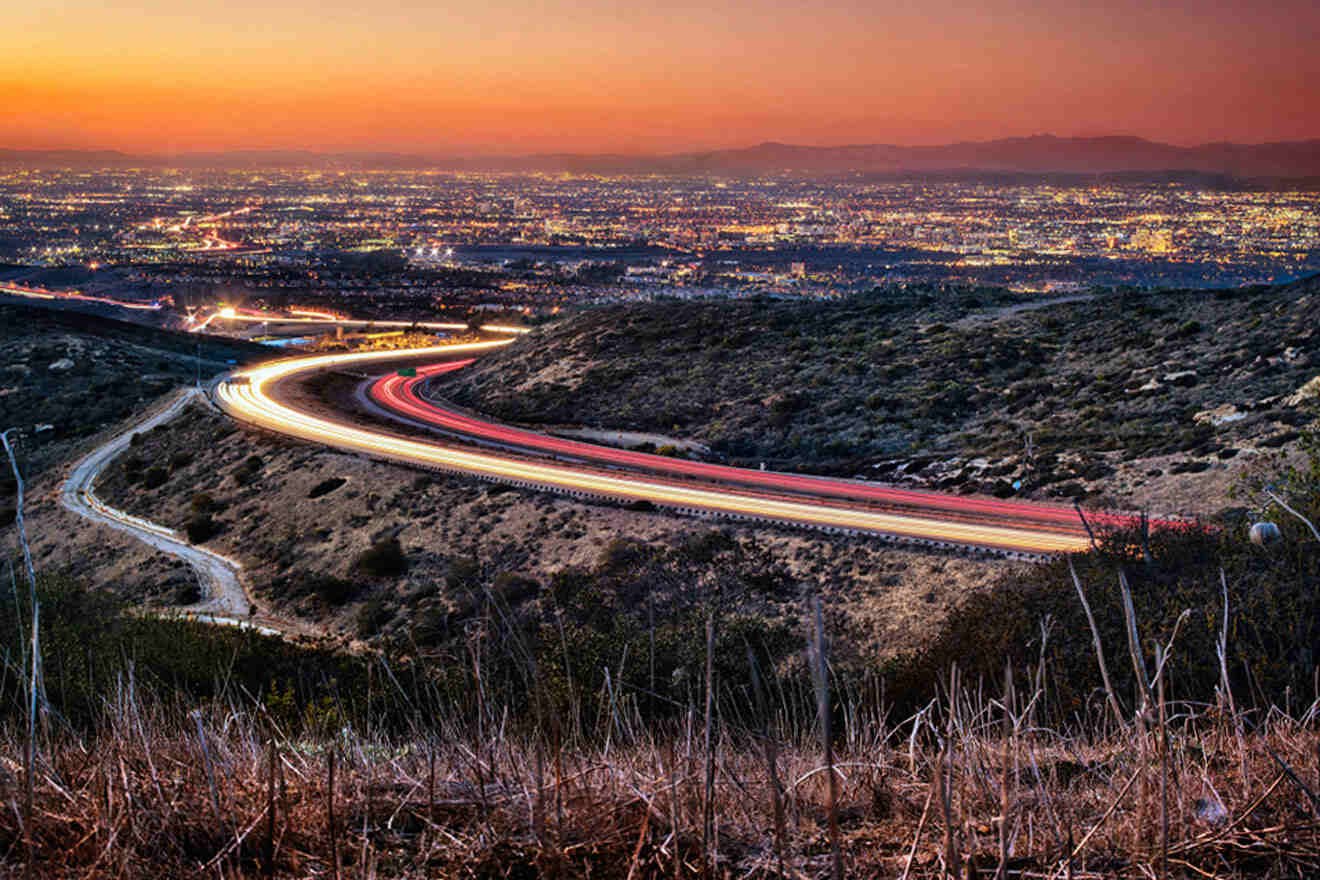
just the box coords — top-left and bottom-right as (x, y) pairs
(702, 609), (716, 875)
(1217, 570), (1249, 788)
(1265, 489), (1320, 542)
(995, 663), (1014, 880)
(265, 736), (277, 877)
(669, 737), (681, 880)
(1117, 568), (1152, 852)
(1068, 560), (1125, 730)
(746, 643), (786, 878)
(810, 595), (844, 880)
(940, 664), (961, 880)
(3, 428), (42, 878)
(1156, 644), (1168, 880)
(328, 747), (340, 880)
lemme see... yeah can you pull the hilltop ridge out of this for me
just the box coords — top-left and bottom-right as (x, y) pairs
(5, 135), (1320, 178)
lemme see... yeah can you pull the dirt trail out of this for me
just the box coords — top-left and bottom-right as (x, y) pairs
(59, 387), (270, 629)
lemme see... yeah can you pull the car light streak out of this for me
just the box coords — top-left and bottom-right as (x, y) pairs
(370, 363), (1152, 536)
(214, 345), (1093, 555)
(1, 282), (161, 311)
(186, 308), (531, 335)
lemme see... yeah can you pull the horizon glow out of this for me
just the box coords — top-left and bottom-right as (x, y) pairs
(3, 0), (1318, 154)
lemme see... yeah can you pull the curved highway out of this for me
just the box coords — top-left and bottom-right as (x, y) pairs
(368, 362), (1121, 535)
(214, 343), (1096, 556)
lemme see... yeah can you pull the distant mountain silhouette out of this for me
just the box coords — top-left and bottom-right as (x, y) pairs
(666, 136), (1320, 177)
(3, 135), (1320, 178)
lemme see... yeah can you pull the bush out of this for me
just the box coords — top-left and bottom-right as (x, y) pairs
(141, 466), (169, 490)
(491, 571), (539, 604)
(883, 487), (1320, 723)
(308, 477), (347, 499)
(312, 575), (359, 605)
(356, 598), (391, 638)
(355, 536), (408, 577)
(169, 451), (194, 471)
(122, 455), (144, 483)
(233, 455), (264, 486)
(190, 492), (218, 515)
(0, 574), (380, 733)
(185, 513), (220, 543)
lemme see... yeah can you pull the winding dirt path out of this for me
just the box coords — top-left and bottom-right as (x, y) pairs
(59, 387), (280, 634)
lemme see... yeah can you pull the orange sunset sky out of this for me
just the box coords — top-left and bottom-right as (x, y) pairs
(3, 0), (1318, 155)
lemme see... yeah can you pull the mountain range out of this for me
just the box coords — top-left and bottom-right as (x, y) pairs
(4, 135), (1320, 178)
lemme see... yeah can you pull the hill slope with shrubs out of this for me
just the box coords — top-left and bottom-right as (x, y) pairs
(442, 277), (1320, 508)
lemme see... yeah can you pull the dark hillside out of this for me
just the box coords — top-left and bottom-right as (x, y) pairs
(0, 302), (271, 480)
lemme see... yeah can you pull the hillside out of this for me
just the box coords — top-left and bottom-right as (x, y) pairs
(58, 401), (1003, 657)
(0, 303), (268, 528)
(442, 278), (1320, 515)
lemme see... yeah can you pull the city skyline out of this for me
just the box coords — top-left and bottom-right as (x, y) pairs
(4, 0), (1319, 155)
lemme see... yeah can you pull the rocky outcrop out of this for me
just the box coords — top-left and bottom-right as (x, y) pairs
(1285, 376), (1320, 407)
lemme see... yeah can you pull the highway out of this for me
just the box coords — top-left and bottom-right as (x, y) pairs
(60, 387), (265, 627)
(214, 343), (1096, 556)
(186, 304), (531, 336)
(368, 361), (1122, 535)
(1, 281), (162, 311)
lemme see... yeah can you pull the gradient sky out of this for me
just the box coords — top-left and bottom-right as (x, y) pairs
(3, 0), (1318, 154)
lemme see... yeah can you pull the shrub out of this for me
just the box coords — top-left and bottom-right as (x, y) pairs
(184, 513), (220, 544)
(491, 571), (539, 604)
(190, 492), (218, 515)
(313, 575), (358, 605)
(232, 454), (264, 486)
(356, 598), (391, 638)
(169, 451), (194, 471)
(355, 536), (408, 577)
(141, 466), (169, 490)
(122, 455), (144, 483)
(308, 477), (347, 499)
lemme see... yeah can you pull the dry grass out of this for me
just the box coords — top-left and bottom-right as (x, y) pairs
(4, 652), (1319, 878)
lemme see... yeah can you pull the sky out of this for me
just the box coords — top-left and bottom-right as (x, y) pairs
(3, 0), (1318, 155)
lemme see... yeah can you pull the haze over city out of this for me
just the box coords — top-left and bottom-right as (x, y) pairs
(4, 0), (1320, 154)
